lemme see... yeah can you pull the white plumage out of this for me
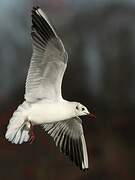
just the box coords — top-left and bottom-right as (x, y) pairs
(5, 6), (94, 170)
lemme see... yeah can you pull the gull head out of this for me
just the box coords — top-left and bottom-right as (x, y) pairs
(74, 102), (96, 118)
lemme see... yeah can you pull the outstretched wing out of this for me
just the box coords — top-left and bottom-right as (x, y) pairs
(42, 117), (88, 170)
(25, 7), (68, 103)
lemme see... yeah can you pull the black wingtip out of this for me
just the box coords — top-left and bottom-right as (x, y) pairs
(32, 6), (40, 11)
(82, 168), (89, 172)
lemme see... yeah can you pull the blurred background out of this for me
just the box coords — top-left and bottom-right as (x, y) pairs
(0, 0), (135, 179)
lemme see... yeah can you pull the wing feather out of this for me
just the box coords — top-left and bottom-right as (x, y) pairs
(42, 117), (89, 170)
(25, 7), (68, 102)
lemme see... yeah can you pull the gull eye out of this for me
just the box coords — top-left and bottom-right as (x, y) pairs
(82, 107), (85, 111)
(76, 106), (79, 110)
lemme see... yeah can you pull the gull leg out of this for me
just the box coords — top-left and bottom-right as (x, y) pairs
(28, 122), (36, 144)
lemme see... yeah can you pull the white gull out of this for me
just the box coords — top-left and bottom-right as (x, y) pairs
(5, 6), (96, 170)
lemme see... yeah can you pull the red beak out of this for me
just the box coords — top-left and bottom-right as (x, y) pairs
(87, 113), (96, 119)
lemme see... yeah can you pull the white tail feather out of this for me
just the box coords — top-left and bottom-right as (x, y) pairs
(5, 102), (30, 144)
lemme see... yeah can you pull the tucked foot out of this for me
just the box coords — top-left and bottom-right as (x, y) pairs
(28, 122), (36, 144)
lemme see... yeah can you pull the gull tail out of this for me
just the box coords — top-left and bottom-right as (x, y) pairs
(5, 102), (30, 144)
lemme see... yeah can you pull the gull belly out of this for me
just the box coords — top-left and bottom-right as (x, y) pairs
(27, 100), (75, 124)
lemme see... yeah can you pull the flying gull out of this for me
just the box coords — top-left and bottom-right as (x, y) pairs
(5, 6), (96, 170)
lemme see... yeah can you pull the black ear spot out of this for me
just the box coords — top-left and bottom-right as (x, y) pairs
(76, 105), (79, 110)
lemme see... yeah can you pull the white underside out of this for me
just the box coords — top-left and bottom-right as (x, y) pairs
(27, 99), (76, 124)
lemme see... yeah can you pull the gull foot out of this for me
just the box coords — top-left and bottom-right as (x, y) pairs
(28, 122), (36, 144)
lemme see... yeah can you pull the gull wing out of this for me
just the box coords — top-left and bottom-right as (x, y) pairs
(42, 117), (89, 170)
(25, 7), (68, 103)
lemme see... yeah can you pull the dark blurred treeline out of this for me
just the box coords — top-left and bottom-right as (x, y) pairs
(0, 0), (135, 180)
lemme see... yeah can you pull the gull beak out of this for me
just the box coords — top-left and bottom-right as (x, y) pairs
(87, 112), (96, 119)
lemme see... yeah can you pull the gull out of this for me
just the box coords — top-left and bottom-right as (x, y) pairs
(5, 6), (95, 170)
